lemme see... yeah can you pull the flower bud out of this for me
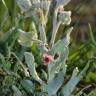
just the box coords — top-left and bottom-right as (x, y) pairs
(58, 11), (71, 25)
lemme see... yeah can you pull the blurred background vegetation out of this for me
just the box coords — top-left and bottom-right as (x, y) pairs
(0, 0), (96, 96)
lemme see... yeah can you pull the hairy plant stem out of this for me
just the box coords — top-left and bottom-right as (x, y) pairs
(39, 24), (47, 44)
(50, 10), (61, 47)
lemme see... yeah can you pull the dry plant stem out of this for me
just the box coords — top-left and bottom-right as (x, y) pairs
(11, 52), (29, 76)
(50, 10), (61, 47)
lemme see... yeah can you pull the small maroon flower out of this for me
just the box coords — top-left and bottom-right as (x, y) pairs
(42, 53), (53, 65)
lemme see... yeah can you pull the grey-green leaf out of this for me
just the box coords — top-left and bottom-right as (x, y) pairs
(16, 0), (32, 12)
(61, 63), (89, 96)
(24, 52), (43, 84)
(12, 85), (23, 96)
(48, 65), (67, 96)
(18, 29), (37, 47)
(48, 28), (73, 80)
(48, 73), (64, 96)
(50, 27), (73, 56)
(56, 0), (71, 8)
(21, 79), (34, 94)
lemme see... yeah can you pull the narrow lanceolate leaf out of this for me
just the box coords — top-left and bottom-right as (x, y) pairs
(21, 79), (34, 94)
(61, 63), (89, 96)
(24, 52), (43, 85)
(37, 8), (47, 44)
(38, 24), (47, 44)
(1, 0), (7, 9)
(30, 21), (37, 33)
(12, 85), (22, 96)
(16, 0), (32, 12)
(88, 23), (96, 47)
